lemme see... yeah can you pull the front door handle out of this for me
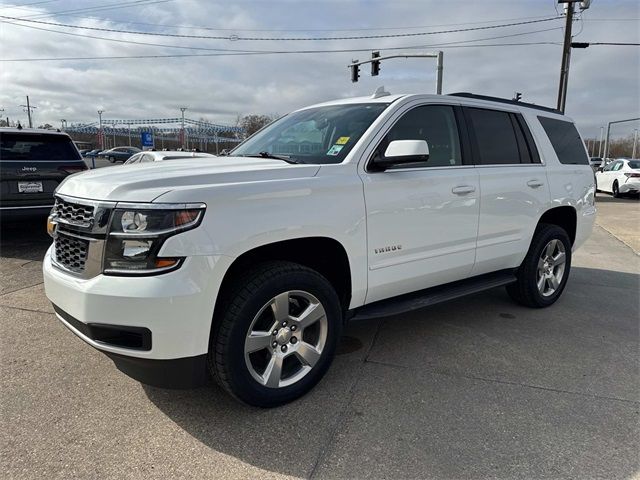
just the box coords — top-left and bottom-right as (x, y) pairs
(452, 185), (476, 195)
(527, 179), (544, 188)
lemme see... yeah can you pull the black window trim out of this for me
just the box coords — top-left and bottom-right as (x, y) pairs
(365, 103), (472, 173)
(463, 106), (543, 167)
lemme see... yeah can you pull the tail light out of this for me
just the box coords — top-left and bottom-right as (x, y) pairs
(624, 173), (640, 179)
(59, 165), (88, 174)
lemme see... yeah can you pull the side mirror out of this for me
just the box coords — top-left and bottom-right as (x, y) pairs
(597, 167), (603, 172)
(372, 140), (430, 171)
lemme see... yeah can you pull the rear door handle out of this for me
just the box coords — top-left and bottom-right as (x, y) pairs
(527, 179), (544, 188)
(452, 185), (476, 195)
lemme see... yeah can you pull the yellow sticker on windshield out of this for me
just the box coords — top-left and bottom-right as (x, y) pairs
(336, 136), (350, 145)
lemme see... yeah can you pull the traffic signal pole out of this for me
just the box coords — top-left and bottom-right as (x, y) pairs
(349, 51), (444, 94)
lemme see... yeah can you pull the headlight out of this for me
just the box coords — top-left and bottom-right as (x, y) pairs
(104, 203), (205, 275)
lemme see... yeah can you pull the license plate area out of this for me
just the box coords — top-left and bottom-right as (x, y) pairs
(18, 181), (43, 193)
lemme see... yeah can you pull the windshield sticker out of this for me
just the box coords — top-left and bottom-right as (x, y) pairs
(327, 144), (344, 156)
(336, 136), (350, 145)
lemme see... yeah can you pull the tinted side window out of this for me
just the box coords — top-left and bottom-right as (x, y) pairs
(538, 116), (588, 165)
(377, 105), (462, 168)
(466, 108), (521, 165)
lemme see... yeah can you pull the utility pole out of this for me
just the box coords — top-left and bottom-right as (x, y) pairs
(632, 129), (638, 159)
(20, 96), (37, 128)
(180, 107), (187, 149)
(557, 1), (591, 113)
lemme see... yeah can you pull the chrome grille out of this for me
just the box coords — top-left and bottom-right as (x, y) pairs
(54, 233), (89, 273)
(52, 198), (95, 228)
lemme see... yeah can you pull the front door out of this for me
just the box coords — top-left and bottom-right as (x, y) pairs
(361, 104), (480, 304)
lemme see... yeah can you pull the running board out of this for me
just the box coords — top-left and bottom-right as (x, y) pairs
(350, 270), (517, 321)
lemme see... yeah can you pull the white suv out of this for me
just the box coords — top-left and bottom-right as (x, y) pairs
(43, 92), (595, 406)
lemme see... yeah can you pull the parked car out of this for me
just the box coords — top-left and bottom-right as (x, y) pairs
(124, 151), (216, 164)
(99, 146), (141, 163)
(589, 157), (603, 172)
(0, 128), (88, 218)
(595, 158), (640, 197)
(83, 149), (102, 158)
(43, 92), (595, 407)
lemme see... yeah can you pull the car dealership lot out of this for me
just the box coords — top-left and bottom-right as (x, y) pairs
(1, 201), (638, 479)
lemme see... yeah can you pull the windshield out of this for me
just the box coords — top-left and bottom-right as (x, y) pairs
(231, 103), (389, 164)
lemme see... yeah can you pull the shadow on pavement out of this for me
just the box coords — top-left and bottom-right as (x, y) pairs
(0, 214), (51, 262)
(595, 193), (640, 203)
(142, 267), (639, 479)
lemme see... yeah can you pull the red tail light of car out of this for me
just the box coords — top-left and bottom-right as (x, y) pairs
(624, 172), (640, 178)
(59, 165), (88, 174)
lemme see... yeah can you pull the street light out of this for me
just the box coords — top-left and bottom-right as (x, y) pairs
(97, 110), (104, 149)
(180, 107), (187, 149)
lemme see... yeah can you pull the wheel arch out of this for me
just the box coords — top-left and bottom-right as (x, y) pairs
(537, 206), (577, 245)
(215, 236), (353, 315)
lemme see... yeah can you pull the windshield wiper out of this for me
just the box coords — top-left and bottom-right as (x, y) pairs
(242, 152), (302, 164)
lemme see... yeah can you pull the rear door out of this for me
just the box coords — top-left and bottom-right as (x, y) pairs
(464, 107), (551, 276)
(0, 132), (86, 210)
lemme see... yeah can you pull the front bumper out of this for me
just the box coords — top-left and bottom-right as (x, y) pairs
(43, 246), (228, 362)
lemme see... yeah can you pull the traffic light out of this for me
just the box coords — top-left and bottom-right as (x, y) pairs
(371, 51), (381, 76)
(513, 92), (522, 102)
(350, 61), (360, 83)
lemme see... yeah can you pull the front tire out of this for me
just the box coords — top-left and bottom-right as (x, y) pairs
(506, 224), (572, 308)
(209, 261), (342, 407)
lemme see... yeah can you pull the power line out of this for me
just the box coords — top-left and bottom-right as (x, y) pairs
(3, 0), (62, 7)
(0, 42), (561, 63)
(588, 42), (640, 46)
(11, 0), (174, 19)
(0, 15), (562, 41)
(0, 7), (560, 32)
(0, 18), (562, 54)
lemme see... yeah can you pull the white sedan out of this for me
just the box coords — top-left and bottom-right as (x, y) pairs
(595, 158), (640, 197)
(124, 150), (216, 165)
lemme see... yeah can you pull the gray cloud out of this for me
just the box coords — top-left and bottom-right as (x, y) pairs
(1, 0), (638, 138)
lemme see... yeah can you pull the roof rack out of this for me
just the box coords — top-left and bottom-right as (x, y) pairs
(448, 92), (561, 115)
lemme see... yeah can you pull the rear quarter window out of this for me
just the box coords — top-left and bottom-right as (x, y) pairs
(628, 160), (640, 170)
(537, 116), (588, 165)
(0, 133), (81, 161)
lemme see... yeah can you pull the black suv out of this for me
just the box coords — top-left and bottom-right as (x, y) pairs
(0, 128), (88, 218)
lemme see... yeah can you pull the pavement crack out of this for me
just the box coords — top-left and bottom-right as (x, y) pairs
(364, 358), (640, 405)
(308, 318), (387, 479)
(0, 304), (52, 315)
(0, 281), (44, 297)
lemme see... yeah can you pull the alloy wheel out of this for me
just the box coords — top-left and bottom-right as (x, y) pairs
(244, 290), (328, 388)
(536, 239), (566, 297)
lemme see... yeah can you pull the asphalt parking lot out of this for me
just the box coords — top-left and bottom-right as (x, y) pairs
(1, 197), (638, 479)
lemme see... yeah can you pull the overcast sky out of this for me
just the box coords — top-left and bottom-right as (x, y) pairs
(0, 0), (638, 139)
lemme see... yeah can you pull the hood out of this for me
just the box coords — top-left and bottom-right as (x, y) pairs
(56, 157), (321, 202)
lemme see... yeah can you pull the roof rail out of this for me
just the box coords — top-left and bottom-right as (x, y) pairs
(448, 92), (561, 115)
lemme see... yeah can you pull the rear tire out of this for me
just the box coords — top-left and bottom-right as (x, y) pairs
(209, 261), (342, 407)
(506, 224), (572, 308)
(612, 181), (620, 198)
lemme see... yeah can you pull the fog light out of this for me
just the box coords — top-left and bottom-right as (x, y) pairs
(122, 239), (152, 259)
